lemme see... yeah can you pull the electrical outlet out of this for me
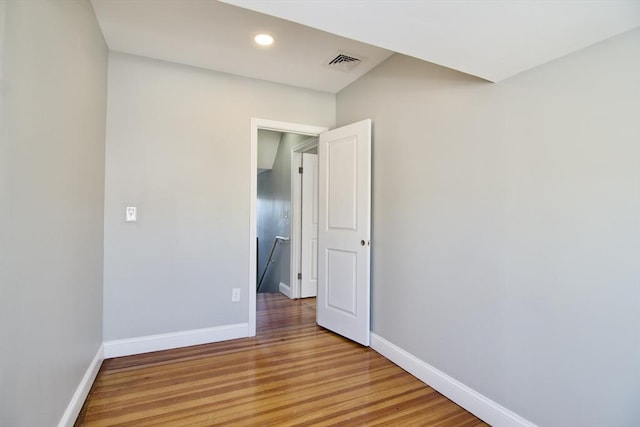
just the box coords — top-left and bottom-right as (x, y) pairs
(231, 288), (241, 302)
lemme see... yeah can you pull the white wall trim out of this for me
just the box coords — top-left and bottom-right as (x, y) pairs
(279, 281), (293, 299)
(291, 137), (320, 153)
(103, 323), (248, 358)
(290, 150), (303, 299)
(289, 137), (319, 300)
(371, 333), (537, 427)
(58, 344), (104, 427)
(254, 119), (328, 136)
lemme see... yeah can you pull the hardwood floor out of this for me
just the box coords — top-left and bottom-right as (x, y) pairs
(76, 293), (488, 426)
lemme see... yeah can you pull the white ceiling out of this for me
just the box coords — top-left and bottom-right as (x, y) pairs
(92, 1), (640, 91)
(90, 0), (393, 93)
(223, 0), (640, 83)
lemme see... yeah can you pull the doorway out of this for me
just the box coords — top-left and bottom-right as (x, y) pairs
(291, 144), (319, 299)
(249, 119), (328, 337)
(255, 131), (312, 295)
(250, 118), (372, 346)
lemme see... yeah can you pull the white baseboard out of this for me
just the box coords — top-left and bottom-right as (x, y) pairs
(103, 323), (248, 358)
(58, 344), (104, 427)
(279, 281), (293, 299)
(370, 333), (536, 427)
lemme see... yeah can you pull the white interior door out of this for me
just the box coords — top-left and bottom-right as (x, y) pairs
(317, 119), (371, 346)
(300, 153), (318, 298)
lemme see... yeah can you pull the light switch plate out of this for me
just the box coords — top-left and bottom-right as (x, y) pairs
(125, 206), (137, 222)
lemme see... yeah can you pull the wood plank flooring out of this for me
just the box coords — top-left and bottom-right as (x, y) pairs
(76, 293), (488, 426)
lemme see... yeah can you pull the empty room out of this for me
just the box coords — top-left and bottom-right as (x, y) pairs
(1, 1), (639, 426)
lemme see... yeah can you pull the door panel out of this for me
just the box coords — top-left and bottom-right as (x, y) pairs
(327, 137), (358, 230)
(301, 153), (318, 298)
(326, 249), (357, 315)
(317, 119), (371, 346)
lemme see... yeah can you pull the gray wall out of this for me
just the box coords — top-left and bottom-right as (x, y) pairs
(337, 29), (640, 426)
(257, 133), (308, 293)
(0, 1), (107, 426)
(103, 52), (334, 340)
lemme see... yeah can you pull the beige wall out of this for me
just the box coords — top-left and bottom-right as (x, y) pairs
(0, 1), (108, 426)
(103, 53), (335, 340)
(337, 29), (640, 426)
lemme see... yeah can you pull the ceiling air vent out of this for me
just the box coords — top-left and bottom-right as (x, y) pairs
(325, 51), (363, 72)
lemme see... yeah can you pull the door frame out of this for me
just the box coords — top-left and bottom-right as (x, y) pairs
(249, 118), (328, 336)
(288, 138), (319, 300)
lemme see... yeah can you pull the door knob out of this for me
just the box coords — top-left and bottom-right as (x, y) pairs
(361, 240), (365, 246)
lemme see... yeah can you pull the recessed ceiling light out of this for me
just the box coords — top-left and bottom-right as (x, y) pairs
(254, 34), (274, 46)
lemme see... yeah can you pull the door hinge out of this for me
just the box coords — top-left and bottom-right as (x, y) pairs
(297, 273), (302, 280)
(298, 167), (303, 174)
